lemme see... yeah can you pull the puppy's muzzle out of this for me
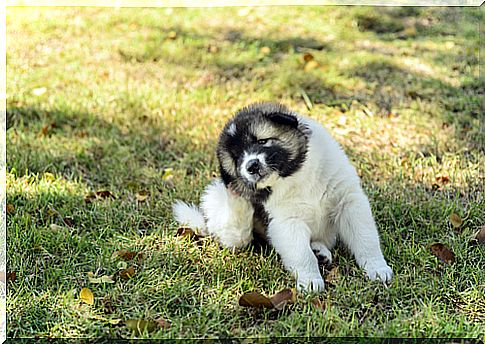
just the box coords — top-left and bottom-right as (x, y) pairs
(246, 159), (261, 175)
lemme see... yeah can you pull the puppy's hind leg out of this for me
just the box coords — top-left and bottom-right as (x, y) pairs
(334, 191), (393, 283)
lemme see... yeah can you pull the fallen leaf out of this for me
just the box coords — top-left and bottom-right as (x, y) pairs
(162, 168), (173, 181)
(470, 225), (485, 245)
(6, 204), (15, 215)
(40, 125), (49, 136)
(450, 213), (462, 228)
(435, 174), (450, 184)
(304, 60), (320, 71)
(269, 288), (296, 310)
(84, 192), (97, 203)
(125, 319), (158, 335)
(87, 272), (115, 284)
(167, 31), (177, 39)
(303, 52), (314, 62)
(136, 191), (149, 202)
(325, 266), (339, 284)
(176, 227), (202, 241)
(91, 314), (122, 325)
(96, 190), (114, 199)
(7, 272), (17, 283)
(112, 249), (143, 262)
(80, 287), (94, 305)
(239, 291), (273, 309)
(119, 266), (136, 280)
(63, 217), (74, 227)
(260, 46), (271, 55)
(85, 190), (114, 203)
(430, 243), (455, 264)
(311, 297), (326, 311)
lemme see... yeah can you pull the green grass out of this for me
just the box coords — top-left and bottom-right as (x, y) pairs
(6, 6), (484, 339)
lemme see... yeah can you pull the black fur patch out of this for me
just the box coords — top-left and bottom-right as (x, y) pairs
(268, 112), (299, 128)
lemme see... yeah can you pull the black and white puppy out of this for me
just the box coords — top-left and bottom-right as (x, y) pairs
(173, 102), (393, 291)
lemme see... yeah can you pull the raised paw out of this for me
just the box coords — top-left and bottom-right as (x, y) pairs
(364, 260), (393, 283)
(311, 241), (332, 265)
(296, 274), (325, 292)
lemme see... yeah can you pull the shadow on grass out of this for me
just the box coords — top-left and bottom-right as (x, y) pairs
(6, 105), (215, 189)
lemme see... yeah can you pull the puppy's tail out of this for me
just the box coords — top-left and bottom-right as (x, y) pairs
(172, 200), (207, 234)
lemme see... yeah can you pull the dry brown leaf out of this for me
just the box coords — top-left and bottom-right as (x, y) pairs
(85, 190), (114, 203)
(238, 291), (273, 309)
(113, 250), (144, 262)
(119, 266), (136, 280)
(311, 297), (326, 311)
(7, 272), (17, 283)
(325, 266), (339, 284)
(40, 125), (49, 136)
(84, 192), (97, 203)
(435, 174), (450, 184)
(176, 227), (202, 241)
(80, 287), (94, 305)
(430, 243), (455, 264)
(303, 52), (314, 62)
(269, 288), (296, 310)
(96, 190), (114, 199)
(125, 319), (158, 335)
(6, 204), (15, 215)
(450, 213), (462, 228)
(63, 217), (74, 227)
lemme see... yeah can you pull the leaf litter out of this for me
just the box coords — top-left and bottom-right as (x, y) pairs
(239, 288), (296, 311)
(430, 243), (455, 264)
(80, 287), (94, 305)
(125, 318), (170, 335)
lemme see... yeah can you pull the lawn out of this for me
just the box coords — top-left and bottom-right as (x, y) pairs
(6, 6), (484, 339)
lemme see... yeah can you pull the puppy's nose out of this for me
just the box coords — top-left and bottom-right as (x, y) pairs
(246, 159), (260, 175)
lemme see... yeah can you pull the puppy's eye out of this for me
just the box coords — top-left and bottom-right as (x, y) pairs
(257, 138), (270, 145)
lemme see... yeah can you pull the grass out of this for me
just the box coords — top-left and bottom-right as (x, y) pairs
(6, 6), (485, 339)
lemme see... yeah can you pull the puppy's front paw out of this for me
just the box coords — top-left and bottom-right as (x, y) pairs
(364, 260), (393, 283)
(296, 274), (325, 292)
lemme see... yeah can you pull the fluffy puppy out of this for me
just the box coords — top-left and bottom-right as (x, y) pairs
(173, 103), (393, 291)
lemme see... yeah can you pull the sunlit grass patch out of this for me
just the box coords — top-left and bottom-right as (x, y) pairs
(6, 6), (484, 339)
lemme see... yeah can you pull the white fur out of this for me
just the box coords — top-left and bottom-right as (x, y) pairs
(201, 180), (254, 249)
(174, 114), (393, 292)
(173, 181), (254, 247)
(172, 201), (206, 233)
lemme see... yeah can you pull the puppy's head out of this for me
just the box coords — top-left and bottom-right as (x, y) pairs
(217, 102), (310, 200)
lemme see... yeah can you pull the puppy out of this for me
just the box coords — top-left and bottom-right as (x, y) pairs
(173, 102), (393, 291)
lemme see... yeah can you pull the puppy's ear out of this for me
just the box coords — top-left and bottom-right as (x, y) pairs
(268, 112), (298, 128)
